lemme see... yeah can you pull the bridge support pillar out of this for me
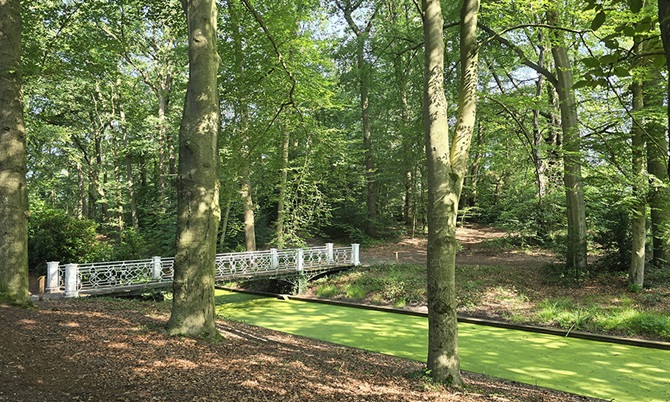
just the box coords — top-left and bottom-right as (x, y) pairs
(152, 256), (162, 280)
(46, 261), (60, 293)
(352, 244), (360, 266)
(326, 243), (334, 263)
(296, 249), (304, 272)
(271, 248), (279, 269)
(64, 263), (79, 298)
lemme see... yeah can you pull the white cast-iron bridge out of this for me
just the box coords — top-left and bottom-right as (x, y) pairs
(45, 243), (360, 298)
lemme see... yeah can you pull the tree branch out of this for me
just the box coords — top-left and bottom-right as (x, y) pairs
(239, 0), (302, 118)
(478, 23), (558, 87)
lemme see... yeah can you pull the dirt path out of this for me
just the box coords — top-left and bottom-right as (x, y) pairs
(362, 225), (557, 268)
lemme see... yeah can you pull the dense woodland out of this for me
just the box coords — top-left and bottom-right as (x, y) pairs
(7, 0), (667, 280)
(2, 0), (670, 385)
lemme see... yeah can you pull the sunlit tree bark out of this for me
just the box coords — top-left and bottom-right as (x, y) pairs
(653, 0), (670, 266)
(0, 0), (31, 306)
(423, 0), (479, 385)
(546, 8), (588, 274)
(166, 0), (221, 339)
(630, 77), (645, 287)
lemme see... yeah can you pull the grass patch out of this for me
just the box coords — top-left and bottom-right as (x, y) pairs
(529, 297), (670, 339)
(308, 264), (426, 305)
(314, 284), (339, 298)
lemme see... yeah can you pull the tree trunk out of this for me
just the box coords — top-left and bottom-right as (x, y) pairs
(630, 79), (646, 287)
(167, 0), (221, 340)
(157, 91), (169, 204)
(0, 0), (30, 305)
(276, 129), (290, 249)
(652, 0), (670, 266)
(532, 47), (550, 239)
(547, 9), (588, 275)
(337, 1), (377, 236)
(228, 0), (256, 251)
(422, 0), (479, 385)
(359, 36), (377, 236)
(219, 194), (232, 251)
(240, 168), (256, 251)
(77, 161), (87, 219)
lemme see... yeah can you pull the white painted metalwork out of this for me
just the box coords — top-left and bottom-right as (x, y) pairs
(47, 244), (359, 297)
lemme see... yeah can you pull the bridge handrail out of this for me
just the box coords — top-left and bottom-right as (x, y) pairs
(46, 243), (359, 297)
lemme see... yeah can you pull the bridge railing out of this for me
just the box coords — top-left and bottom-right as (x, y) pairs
(46, 243), (359, 298)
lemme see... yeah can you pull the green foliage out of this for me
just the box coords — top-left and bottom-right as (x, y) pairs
(533, 297), (670, 339)
(314, 284), (339, 298)
(28, 208), (111, 273)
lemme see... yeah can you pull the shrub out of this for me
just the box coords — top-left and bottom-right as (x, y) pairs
(28, 209), (111, 273)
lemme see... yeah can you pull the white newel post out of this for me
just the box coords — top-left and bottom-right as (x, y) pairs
(296, 248), (304, 272)
(352, 244), (360, 266)
(152, 256), (162, 280)
(64, 263), (79, 298)
(326, 243), (334, 264)
(271, 249), (279, 269)
(46, 261), (60, 293)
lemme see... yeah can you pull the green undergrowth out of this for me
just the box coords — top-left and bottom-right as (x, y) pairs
(310, 264), (426, 307)
(303, 263), (670, 341)
(506, 297), (670, 340)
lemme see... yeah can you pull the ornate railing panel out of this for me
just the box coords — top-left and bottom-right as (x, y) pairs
(47, 243), (359, 297)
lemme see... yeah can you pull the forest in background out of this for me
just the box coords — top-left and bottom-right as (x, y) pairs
(20, 0), (670, 287)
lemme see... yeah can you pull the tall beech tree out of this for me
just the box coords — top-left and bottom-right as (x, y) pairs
(166, 0), (221, 339)
(546, 7), (588, 274)
(422, 0), (479, 384)
(335, 0), (378, 236)
(0, 0), (30, 305)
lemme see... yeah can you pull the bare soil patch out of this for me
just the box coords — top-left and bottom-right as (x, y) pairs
(362, 225), (556, 268)
(0, 299), (599, 401)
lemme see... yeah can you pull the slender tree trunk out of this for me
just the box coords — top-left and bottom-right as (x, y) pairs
(422, 0), (479, 385)
(167, 0), (221, 340)
(77, 162), (87, 219)
(218, 194), (232, 251)
(158, 91), (169, 203)
(395, 53), (414, 227)
(117, 92), (139, 232)
(0, 0), (30, 305)
(547, 9), (588, 274)
(359, 37), (377, 236)
(532, 48), (549, 238)
(240, 172), (256, 251)
(276, 129), (290, 249)
(630, 78), (646, 287)
(228, 0), (256, 251)
(337, 1), (377, 236)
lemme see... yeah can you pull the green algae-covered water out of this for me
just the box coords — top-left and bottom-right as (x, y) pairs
(215, 290), (670, 402)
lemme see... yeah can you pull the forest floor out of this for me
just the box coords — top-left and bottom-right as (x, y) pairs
(5, 225), (665, 401)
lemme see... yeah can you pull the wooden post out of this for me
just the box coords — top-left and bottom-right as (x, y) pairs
(38, 276), (45, 301)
